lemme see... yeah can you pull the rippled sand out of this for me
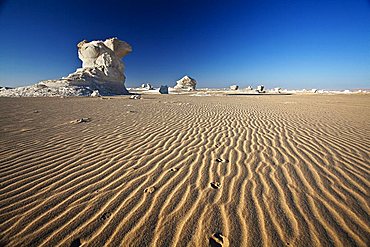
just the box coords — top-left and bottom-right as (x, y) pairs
(0, 94), (369, 246)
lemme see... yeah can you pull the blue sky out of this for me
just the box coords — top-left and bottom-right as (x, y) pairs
(0, 0), (369, 89)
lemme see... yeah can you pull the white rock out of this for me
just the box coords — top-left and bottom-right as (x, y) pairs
(256, 85), (265, 93)
(0, 83), (92, 97)
(159, 85), (168, 94)
(91, 90), (101, 97)
(141, 83), (153, 90)
(70, 118), (91, 124)
(174, 76), (197, 90)
(1, 37), (132, 97)
(230, 85), (239, 90)
(129, 95), (141, 99)
(246, 86), (253, 90)
(64, 37), (132, 94)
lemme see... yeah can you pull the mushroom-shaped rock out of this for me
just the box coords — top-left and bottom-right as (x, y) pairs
(40, 37), (132, 95)
(174, 76), (197, 90)
(103, 38), (132, 58)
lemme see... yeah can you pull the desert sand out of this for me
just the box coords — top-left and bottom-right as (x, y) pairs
(0, 94), (369, 246)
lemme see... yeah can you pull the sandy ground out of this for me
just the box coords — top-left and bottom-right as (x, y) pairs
(0, 94), (369, 247)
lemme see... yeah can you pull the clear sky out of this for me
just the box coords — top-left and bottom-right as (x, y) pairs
(0, 0), (369, 89)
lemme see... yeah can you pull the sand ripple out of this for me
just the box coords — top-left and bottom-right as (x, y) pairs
(0, 95), (369, 246)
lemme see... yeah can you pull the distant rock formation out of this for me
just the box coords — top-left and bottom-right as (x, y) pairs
(174, 76), (197, 90)
(141, 83), (153, 90)
(159, 85), (168, 94)
(257, 85), (265, 93)
(90, 90), (101, 97)
(230, 85), (239, 90)
(52, 37), (132, 95)
(0, 38), (132, 97)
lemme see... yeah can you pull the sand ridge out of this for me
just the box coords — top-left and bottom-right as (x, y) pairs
(0, 95), (369, 246)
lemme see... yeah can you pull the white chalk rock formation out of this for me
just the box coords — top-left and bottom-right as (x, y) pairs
(230, 85), (239, 90)
(59, 37), (132, 94)
(0, 84), (93, 97)
(91, 90), (101, 97)
(174, 76), (197, 90)
(257, 85), (265, 93)
(0, 38), (132, 97)
(141, 83), (153, 90)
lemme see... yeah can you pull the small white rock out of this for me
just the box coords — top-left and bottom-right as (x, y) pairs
(256, 85), (265, 93)
(130, 95), (141, 99)
(91, 90), (101, 97)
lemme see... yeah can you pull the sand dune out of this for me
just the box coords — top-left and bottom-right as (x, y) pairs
(0, 95), (369, 246)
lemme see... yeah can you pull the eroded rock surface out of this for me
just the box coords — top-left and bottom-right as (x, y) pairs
(53, 37), (132, 95)
(174, 76), (197, 90)
(0, 37), (132, 97)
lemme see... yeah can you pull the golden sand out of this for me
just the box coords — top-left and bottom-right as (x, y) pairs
(0, 94), (369, 246)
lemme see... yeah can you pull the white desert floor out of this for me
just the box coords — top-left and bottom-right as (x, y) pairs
(0, 94), (369, 246)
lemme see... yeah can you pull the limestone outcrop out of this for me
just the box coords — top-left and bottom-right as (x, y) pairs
(59, 37), (132, 95)
(141, 83), (153, 90)
(174, 76), (197, 90)
(0, 38), (132, 97)
(230, 85), (239, 90)
(257, 85), (265, 93)
(91, 90), (101, 97)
